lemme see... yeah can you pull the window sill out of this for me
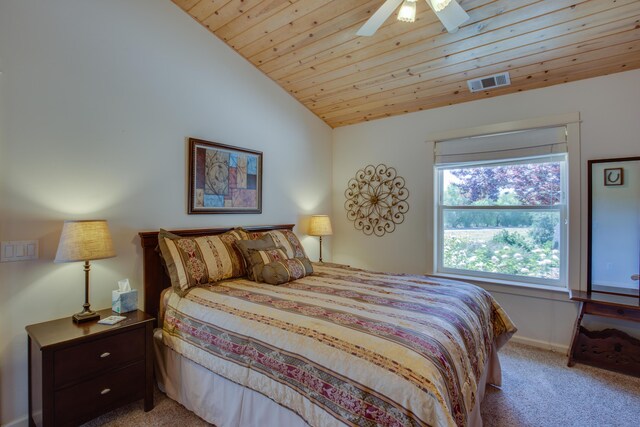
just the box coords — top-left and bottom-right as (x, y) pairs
(431, 272), (572, 302)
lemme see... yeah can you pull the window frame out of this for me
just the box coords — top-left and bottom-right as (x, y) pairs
(434, 154), (569, 288)
(426, 113), (582, 294)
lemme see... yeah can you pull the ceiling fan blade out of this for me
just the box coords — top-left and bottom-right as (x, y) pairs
(425, 0), (470, 33)
(356, 0), (404, 36)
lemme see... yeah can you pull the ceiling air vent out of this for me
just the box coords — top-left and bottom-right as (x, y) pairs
(467, 72), (511, 93)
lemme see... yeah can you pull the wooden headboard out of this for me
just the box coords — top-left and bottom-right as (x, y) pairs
(138, 224), (295, 321)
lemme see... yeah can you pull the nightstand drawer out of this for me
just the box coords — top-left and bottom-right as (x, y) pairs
(54, 327), (145, 387)
(54, 361), (145, 426)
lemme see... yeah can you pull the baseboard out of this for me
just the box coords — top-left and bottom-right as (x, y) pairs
(509, 335), (569, 354)
(1, 416), (28, 427)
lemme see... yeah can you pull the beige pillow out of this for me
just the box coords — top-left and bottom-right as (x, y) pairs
(247, 229), (308, 259)
(157, 228), (247, 296)
(261, 258), (314, 285)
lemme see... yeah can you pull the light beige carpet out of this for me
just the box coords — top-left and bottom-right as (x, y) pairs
(83, 342), (640, 427)
(480, 342), (640, 427)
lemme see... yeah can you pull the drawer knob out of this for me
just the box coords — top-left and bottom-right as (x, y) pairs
(100, 352), (111, 358)
(100, 388), (111, 395)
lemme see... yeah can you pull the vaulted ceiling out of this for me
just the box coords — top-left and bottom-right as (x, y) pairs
(172, 0), (640, 128)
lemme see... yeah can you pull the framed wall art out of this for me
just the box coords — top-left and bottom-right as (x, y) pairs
(188, 138), (262, 214)
(603, 167), (624, 186)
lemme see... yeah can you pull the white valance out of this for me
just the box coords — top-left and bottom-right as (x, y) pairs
(434, 126), (567, 165)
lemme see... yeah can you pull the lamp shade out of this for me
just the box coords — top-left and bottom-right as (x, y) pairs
(429, 0), (452, 12)
(308, 215), (333, 237)
(397, 0), (417, 23)
(54, 220), (116, 263)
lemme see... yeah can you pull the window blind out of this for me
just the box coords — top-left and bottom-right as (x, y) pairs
(434, 126), (567, 165)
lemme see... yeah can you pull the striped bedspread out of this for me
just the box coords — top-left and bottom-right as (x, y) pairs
(161, 264), (516, 427)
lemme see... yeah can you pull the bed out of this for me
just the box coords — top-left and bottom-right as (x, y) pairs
(139, 225), (516, 427)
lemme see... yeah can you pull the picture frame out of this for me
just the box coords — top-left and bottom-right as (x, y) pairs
(603, 167), (624, 186)
(188, 138), (262, 214)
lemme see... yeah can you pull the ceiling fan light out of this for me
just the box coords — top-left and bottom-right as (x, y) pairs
(429, 0), (452, 13)
(431, 0), (470, 33)
(397, 0), (417, 23)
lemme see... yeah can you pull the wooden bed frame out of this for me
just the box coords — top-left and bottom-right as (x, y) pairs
(138, 224), (295, 321)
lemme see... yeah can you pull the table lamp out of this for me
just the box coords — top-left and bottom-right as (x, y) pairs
(308, 215), (333, 263)
(55, 220), (116, 322)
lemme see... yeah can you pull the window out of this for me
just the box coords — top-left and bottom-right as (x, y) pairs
(434, 127), (569, 287)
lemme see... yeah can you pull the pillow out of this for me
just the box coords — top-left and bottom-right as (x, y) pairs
(261, 258), (314, 285)
(247, 229), (308, 259)
(235, 234), (279, 280)
(157, 228), (247, 296)
(245, 247), (289, 282)
(226, 228), (250, 241)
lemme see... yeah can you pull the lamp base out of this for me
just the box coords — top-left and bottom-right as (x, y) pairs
(72, 309), (100, 323)
(73, 262), (100, 323)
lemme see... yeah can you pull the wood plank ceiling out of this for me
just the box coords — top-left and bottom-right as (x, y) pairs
(172, 0), (640, 128)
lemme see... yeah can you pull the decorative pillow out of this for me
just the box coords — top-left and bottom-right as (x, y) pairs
(247, 229), (308, 259)
(245, 247), (289, 282)
(261, 258), (314, 285)
(157, 229), (247, 296)
(226, 228), (250, 241)
(235, 234), (279, 280)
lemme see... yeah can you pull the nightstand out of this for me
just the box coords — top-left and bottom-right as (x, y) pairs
(26, 308), (154, 426)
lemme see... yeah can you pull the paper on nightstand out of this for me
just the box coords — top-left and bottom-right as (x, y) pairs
(112, 278), (137, 313)
(98, 315), (127, 325)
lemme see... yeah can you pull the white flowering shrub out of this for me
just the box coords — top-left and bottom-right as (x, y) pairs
(443, 230), (560, 279)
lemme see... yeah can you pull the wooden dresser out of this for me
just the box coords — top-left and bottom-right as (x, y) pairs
(26, 309), (154, 426)
(568, 290), (640, 376)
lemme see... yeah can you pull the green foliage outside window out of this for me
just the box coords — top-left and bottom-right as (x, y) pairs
(441, 160), (562, 280)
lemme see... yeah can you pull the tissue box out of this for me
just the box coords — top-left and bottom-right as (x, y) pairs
(112, 289), (138, 313)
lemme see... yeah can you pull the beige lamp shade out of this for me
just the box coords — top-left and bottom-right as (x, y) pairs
(54, 220), (116, 263)
(308, 215), (333, 236)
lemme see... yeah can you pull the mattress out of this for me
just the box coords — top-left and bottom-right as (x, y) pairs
(159, 264), (516, 427)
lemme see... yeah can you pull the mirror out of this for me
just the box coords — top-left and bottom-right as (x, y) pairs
(588, 156), (640, 297)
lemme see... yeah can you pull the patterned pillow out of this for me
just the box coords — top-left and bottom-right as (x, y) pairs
(158, 228), (248, 296)
(261, 258), (314, 285)
(247, 229), (308, 259)
(245, 248), (289, 282)
(235, 234), (279, 280)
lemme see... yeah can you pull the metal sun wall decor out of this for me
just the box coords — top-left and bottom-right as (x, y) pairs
(344, 164), (410, 237)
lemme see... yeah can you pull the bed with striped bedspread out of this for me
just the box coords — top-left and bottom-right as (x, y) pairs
(160, 264), (516, 427)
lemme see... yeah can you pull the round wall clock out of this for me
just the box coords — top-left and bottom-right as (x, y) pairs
(344, 164), (409, 237)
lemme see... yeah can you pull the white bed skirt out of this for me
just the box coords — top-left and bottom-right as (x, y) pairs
(154, 329), (500, 427)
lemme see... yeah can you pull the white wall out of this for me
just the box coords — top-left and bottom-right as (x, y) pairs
(0, 0), (332, 425)
(332, 69), (640, 352)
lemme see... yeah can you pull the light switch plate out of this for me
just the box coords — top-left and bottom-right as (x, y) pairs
(1, 240), (39, 262)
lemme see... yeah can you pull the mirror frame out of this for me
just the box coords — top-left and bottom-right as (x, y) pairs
(587, 156), (640, 297)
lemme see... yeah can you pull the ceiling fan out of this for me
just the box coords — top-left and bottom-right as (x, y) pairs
(357, 0), (470, 36)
